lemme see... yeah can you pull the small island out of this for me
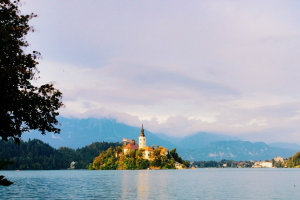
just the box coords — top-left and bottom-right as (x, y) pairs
(89, 125), (189, 170)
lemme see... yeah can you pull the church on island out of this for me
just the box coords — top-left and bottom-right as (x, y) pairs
(89, 124), (187, 170)
(122, 125), (168, 160)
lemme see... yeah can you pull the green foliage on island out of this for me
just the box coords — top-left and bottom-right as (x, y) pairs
(0, 139), (119, 170)
(271, 159), (285, 168)
(89, 147), (189, 170)
(286, 151), (300, 168)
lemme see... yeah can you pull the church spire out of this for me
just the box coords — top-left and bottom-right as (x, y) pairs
(139, 124), (146, 149)
(140, 124), (145, 137)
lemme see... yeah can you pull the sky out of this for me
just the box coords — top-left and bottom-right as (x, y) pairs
(21, 0), (300, 142)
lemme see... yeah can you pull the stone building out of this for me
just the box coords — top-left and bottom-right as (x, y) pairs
(123, 141), (138, 155)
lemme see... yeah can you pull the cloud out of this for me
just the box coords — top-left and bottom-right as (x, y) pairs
(51, 134), (62, 140)
(21, 0), (300, 143)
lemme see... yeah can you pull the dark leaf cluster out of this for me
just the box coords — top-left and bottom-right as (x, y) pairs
(0, 0), (63, 143)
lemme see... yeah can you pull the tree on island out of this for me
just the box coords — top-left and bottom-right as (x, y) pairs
(0, 0), (63, 186)
(286, 151), (300, 168)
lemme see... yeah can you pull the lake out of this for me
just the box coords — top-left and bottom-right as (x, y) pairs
(1, 169), (300, 199)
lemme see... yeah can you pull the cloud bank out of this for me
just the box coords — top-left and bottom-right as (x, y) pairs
(21, 0), (300, 143)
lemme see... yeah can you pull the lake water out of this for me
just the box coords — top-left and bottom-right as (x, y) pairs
(1, 169), (300, 199)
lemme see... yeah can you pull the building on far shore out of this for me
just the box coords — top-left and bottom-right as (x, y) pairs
(273, 156), (284, 163)
(252, 161), (273, 168)
(175, 162), (184, 169)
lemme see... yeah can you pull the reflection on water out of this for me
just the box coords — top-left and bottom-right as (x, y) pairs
(1, 169), (300, 199)
(121, 171), (152, 199)
(121, 170), (169, 199)
(137, 171), (149, 200)
(121, 171), (133, 199)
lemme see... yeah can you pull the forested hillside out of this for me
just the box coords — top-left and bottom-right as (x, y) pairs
(286, 151), (300, 167)
(0, 139), (119, 170)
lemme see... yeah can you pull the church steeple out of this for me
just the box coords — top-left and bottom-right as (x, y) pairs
(139, 124), (146, 148)
(140, 124), (145, 137)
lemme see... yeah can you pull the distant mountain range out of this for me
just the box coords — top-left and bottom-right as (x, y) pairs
(22, 117), (299, 161)
(23, 118), (174, 149)
(268, 142), (300, 150)
(178, 141), (295, 161)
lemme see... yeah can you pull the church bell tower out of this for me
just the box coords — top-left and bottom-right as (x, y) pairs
(139, 124), (146, 148)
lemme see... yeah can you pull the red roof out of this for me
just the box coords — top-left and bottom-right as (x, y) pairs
(142, 146), (154, 152)
(124, 143), (138, 150)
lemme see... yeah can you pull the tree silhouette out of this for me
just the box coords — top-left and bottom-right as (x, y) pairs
(0, 0), (63, 186)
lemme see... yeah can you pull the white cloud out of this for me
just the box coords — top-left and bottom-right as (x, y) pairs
(22, 0), (300, 142)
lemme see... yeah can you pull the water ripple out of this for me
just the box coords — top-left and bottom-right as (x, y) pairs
(1, 169), (300, 199)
